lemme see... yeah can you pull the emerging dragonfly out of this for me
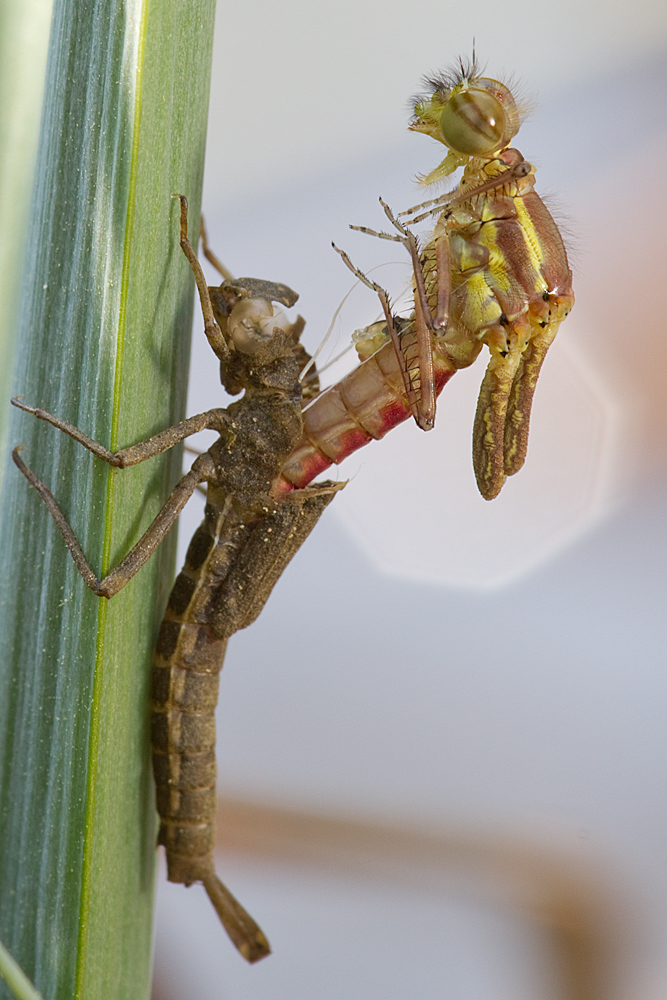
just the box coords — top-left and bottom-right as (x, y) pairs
(291, 55), (574, 500)
(10, 54), (574, 968)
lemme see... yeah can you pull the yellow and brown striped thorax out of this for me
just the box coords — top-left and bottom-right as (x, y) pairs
(423, 149), (573, 356)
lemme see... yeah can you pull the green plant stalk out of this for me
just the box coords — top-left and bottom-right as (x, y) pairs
(0, 0), (54, 469)
(0, 0), (217, 998)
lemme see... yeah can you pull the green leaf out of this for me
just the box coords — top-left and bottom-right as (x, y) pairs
(0, 0), (217, 998)
(0, 0), (54, 465)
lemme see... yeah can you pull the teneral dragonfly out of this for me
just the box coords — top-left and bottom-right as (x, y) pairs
(282, 56), (574, 500)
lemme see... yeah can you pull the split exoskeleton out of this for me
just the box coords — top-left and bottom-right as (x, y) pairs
(323, 57), (574, 499)
(12, 197), (343, 963)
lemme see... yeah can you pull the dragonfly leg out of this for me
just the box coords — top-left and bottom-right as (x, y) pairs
(411, 293), (435, 429)
(330, 242), (391, 300)
(199, 214), (234, 281)
(182, 444), (210, 497)
(12, 448), (214, 597)
(347, 224), (403, 243)
(397, 163), (533, 227)
(378, 198), (437, 329)
(173, 194), (229, 361)
(11, 399), (229, 467)
(377, 197), (444, 331)
(332, 242), (420, 420)
(378, 198), (442, 428)
(341, 196), (449, 429)
(398, 193), (448, 221)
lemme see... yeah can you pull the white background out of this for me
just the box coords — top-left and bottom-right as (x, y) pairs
(153, 1), (667, 996)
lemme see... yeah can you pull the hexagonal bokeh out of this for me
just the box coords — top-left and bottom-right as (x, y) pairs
(327, 323), (618, 588)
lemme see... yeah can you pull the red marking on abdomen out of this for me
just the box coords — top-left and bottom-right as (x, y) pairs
(277, 355), (457, 492)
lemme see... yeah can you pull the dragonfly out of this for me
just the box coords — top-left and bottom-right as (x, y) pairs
(10, 54), (574, 967)
(283, 55), (574, 500)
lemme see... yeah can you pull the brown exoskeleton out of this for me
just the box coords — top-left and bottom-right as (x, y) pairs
(12, 196), (341, 963)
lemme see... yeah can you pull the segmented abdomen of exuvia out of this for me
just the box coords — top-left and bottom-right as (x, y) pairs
(151, 492), (250, 886)
(151, 482), (338, 886)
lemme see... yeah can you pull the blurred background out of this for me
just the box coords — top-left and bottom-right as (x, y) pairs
(152, 0), (667, 997)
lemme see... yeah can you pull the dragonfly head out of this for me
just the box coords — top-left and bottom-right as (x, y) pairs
(410, 58), (523, 185)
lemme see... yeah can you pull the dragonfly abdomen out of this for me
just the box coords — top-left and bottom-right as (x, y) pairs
(151, 502), (244, 885)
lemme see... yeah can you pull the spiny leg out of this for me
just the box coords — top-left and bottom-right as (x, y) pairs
(378, 197), (446, 427)
(398, 192), (450, 222)
(10, 192), (239, 598)
(411, 291), (435, 429)
(450, 161), (532, 210)
(346, 223), (404, 244)
(340, 200), (441, 428)
(331, 241), (421, 422)
(398, 162), (533, 226)
(347, 199), (440, 335)
(13, 448), (214, 597)
(11, 197), (244, 596)
(377, 199), (437, 328)
(182, 445), (209, 497)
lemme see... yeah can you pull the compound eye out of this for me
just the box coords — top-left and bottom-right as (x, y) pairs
(228, 299), (290, 353)
(439, 89), (507, 156)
